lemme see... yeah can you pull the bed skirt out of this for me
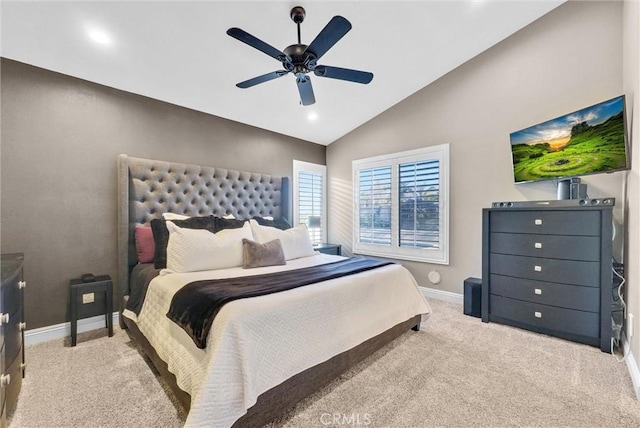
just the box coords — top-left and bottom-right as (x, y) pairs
(123, 313), (421, 427)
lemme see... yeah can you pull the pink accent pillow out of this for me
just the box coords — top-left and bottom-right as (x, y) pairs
(135, 225), (155, 264)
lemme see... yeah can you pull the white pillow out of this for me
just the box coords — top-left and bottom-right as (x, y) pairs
(249, 220), (315, 260)
(165, 221), (253, 272)
(162, 213), (190, 220)
(223, 214), (236, 219)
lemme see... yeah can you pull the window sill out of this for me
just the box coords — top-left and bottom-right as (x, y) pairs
(352, 249), (449, 265)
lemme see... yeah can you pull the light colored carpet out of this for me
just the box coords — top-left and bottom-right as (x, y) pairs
(9, 299), (640, 427)
(8, 327), (186, 428)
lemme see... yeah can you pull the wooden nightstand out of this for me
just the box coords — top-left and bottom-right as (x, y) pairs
(70, 275), (113, 346)
(313, 243), (342, 256)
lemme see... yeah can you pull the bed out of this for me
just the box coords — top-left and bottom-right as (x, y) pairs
(116, 154), (431, 427)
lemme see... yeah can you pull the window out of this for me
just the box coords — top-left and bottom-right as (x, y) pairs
(293, 160), (327, 244)
(352, 144), (449, 264)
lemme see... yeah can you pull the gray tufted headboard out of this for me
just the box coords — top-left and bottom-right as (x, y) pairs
(117, 154), (290, 313)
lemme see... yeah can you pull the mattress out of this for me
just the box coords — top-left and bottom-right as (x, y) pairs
(123, 253), (431, 427)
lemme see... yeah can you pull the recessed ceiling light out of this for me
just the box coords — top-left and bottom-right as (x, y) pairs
(308, 112), (318, 121)
(88, 29), (111, 45)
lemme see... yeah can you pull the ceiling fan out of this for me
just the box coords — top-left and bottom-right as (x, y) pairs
(226, 6), (374, 106)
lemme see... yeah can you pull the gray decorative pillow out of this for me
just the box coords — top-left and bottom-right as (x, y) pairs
(242, 238), (286, 269)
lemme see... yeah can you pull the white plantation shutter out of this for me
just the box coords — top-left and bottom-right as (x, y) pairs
(353, 145), (449, 264)
(399, 159), (440, 249)
(293, 161), (327, 244)
(358, 166), (392, 246)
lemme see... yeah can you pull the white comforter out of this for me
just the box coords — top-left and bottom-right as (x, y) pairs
(123, 254), (431, 427)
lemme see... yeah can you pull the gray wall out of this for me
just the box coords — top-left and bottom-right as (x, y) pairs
(327, 2), (625, 293)
(0, 59), (325, 329)
(623, 0), (640, 389)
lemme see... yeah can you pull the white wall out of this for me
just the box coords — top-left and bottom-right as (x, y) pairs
(327, 1), (624, 293)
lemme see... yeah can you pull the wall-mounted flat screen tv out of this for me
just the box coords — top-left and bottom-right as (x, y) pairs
(510, 95), (627, 184)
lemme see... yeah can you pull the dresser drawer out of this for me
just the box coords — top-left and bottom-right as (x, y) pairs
(1, 270), (22, 318)
(490, 274), (599, 312)
(3, 350), (22, 414)
(0, 343), (4, 422)
(490, 233), (600, 261)
(3, 307), (22, 365)
(490, 295), (599, 338)
(489, 211), (600, 236)
(490, 253), (601, 287)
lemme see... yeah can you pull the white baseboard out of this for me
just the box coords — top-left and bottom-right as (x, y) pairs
(419, 286), (464, 305)
(623, 334), (640, 399)
(24, 312), (120, 346)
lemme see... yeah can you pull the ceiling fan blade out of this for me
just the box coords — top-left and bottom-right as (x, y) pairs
(236, 71), (289, 88)
(227, 27), (288, 61)
(314, 65), (374, 84)
(305, 16), (352, 61)
(296, 75), (316, 106)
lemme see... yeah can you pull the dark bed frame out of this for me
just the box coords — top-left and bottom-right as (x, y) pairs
(116, 154), (420, 427)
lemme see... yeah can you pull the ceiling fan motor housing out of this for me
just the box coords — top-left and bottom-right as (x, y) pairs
(283, 44), (316, 74)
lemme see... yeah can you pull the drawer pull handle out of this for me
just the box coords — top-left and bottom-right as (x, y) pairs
(19, 322), (26, 331)
(534, 265), (542, 272)
(19, 280), (26, 289)
(534, 288), (542, 295)
(0, 313), (9, 326)
(0, 374), (10, 387)
(534, 219), (543, 225)
(534, 242), (542, 249)
(534, 311), (542, 318)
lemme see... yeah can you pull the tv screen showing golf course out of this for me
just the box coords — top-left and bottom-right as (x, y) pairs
(510, 95), (627, 183)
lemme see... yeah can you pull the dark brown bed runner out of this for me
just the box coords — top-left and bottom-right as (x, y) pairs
(166, 258), (393, 349)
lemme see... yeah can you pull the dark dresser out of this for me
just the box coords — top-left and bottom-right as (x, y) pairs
(0, 253), (26, 425)
(481, 206), (613, 352)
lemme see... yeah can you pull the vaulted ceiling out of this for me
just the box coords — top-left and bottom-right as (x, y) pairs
(1, 1), (564, 145)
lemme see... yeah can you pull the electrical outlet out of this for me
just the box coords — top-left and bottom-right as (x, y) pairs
(82, 293), (95, 304)
(628, 313), (634, 338)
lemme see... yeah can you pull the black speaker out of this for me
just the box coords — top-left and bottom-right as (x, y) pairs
(558, 177), (587, 200)
(463, 277), (482, 318)
(570, 182), (587, 199)
(491, 197), (614, 208)
(557, 179), (571, 200)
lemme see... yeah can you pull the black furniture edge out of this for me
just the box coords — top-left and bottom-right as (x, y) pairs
(313, 243), (342, 256)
